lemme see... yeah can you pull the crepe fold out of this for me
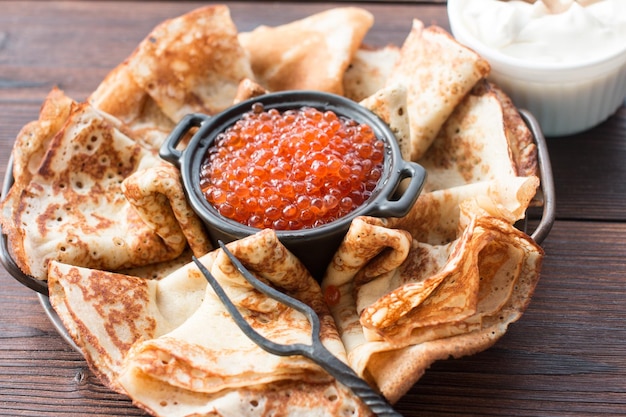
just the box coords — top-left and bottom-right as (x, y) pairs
(418, 80), (538, 191)
(239, 7), (374, 95)
(0, 90), (211, 280)
(49, 230), (374, 417)
(322, 208), (542, 402)
(343, 45), (401, 103)
(89, 5), (254, 150)
(1, 4), (267, 280)
(353, 20), (490, 163)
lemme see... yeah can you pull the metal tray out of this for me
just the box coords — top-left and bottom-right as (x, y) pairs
(0, 110), (555, 351)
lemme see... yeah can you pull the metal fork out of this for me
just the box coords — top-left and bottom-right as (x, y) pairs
(192, 241), (403, 417)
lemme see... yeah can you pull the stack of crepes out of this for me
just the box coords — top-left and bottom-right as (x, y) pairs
(0, 5), (544, 417)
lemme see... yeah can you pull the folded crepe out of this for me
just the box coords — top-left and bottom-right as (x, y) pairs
(322, 207), (543, 403)
(8, 88), (75, 187)
(122, 164), (212, 258)
(88, 62), (175, 151)
(360, 84), (411, 161)
(0, 95), (210, 280)
(239, 7), (374, 95)
(89, 5), (254, 149)
(48, 230), (374, 417)
(1, 88), (75, 241)
(343, 45), (401, 103)
(1, 6), (255, 279)
(233, 78), (269, 104)
(386, 20), (491, 161)
(418, 80), (538, 192)
(321, 67), (542, 403)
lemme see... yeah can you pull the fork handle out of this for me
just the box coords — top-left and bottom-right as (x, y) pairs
(315, 349), (403, 417)
(348, 379), (404, 417)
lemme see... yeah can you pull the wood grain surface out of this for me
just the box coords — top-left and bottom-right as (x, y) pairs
(1, 2), (625, 416)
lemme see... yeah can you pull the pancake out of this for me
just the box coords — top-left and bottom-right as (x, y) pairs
(239, 7), (374, 94)
(343, 45), (401, 102)
(233, 78), (269, 104)
(89, 62), (175, 150)
(1, 89), (75, 264)
(89, 4), (254, 151)
(387, 20), (491, 161)
(127, 5), (254, 123)
(360, 84), (411, 161)
(122, 164), (212, 258)
(320, 58), (542, 401)
(322, 209), (543, 402)
(418, 80), (538, 192)
(48, 230), (374, 417)
(9, 88), (75, 186)
(0, 100), (209, 280)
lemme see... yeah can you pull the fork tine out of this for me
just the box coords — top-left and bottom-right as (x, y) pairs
(216, 240), (321, 339)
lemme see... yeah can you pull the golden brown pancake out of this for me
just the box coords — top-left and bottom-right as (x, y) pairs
(418, 80), (538, 193)
(122, 164), (212, 258)
(9, 88), (75, 185)
(0, 100), (209, 280)
(233, 78), (270, 104)
(343, 45), (401, 102)
(322, 210), (543, 402)
(387, 20), (491, 161)
(239, 7), (374, 95)
(89, 62), (175, 150)
(320, 70), (542, 400)
(360, 84), (411, 161)
(48, 230), (375, 417)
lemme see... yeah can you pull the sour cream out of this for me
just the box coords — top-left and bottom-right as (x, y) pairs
(460, 0), (626, 65)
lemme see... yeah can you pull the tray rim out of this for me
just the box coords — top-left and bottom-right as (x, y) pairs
(0, 109), (556, 299)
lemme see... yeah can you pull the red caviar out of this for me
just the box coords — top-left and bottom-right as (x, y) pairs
(199, 104), (385, 230)
(324, 285), (341, 307)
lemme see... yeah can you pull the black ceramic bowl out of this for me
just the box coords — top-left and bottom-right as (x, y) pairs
(160, 91), (426, 279)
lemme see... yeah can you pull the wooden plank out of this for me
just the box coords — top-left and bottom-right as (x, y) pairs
(546, 106), (626, 221)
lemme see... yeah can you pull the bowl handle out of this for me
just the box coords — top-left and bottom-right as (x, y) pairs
(367, 161), (427, 218)
(159, 113), (211, 168)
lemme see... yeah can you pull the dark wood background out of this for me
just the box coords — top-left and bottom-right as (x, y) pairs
(1, 2), (625, 416)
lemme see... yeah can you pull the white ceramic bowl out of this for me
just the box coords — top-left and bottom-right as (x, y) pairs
(447, 0), (626, 137)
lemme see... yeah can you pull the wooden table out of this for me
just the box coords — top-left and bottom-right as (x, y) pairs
(1, 1), (624, 416)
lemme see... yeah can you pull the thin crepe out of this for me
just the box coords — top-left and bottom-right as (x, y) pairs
(122, 164), (212, 258)
(48, 230), (374, 417)
(89, 5), (254, 150)
(128, 5), (254, 123)
(239, 7), (374, 95)
(343, 45), (401, 102)
(89, 62), (175, 150)
(360, 84), (411, 161)
(321, 66), (542, 402)
(386, 20), (491, 161)
(418, 80), (538, 192)
(0, 99), (209, 280)
(322, 209), (543, 402)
